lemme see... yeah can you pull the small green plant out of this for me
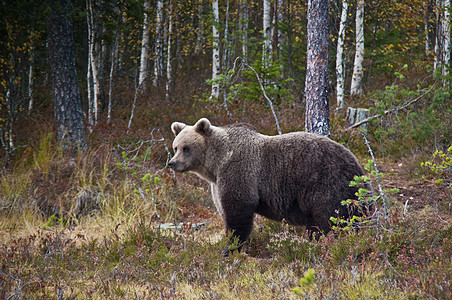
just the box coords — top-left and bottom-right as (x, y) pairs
(330, 159), (399, 232)
(293, 268), (315, 297)
(421, 145), (452, 187)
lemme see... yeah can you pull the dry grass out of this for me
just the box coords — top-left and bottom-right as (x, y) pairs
(1, 95), (451, 299)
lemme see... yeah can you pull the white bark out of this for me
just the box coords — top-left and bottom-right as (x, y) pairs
(241, 0), (248, 62)
(166, 0), (173, 103)
(434, 0), (442, 71)
(336, 0), (348, 108)
(87, 0), (99, 127)
(276, 0), (284, 59)
(350, 0), (364, 97)
(28, 28), (34, 115)
(153, 0), (163, 86)
(211, 0), (220, 99)
(139, 0), (151, 90)
(263, 0), (272, 63)
(425, 2), (430, 55)
(195, 0), (204, 55)
(443, 0), (450, 85)
(107, 31), (119, 125)
(223, 0), (230, 70)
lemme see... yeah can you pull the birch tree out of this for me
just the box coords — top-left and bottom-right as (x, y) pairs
(336, 0), (348, 109)
(350, 0), (364, 97)
(240, 0), (248, 62)
(305, 0), (330, 137)
(28, 28), (35, 115)
(211, 0), (220, 99)
(166, 0), (173, 103)
(139, 0), (151, 91)
(263, 0), (272, 64)
(442, 0), (451, 85)
(195, 0), (204, 55)
(107, 30), (119, 125)
(87, 0), (100, 128)
(153, 0), (163, 86)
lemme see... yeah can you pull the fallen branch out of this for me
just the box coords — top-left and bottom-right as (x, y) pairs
(345, 85), (435, 131)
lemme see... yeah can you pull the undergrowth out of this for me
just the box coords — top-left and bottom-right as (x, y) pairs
(1, 65), (451, 299)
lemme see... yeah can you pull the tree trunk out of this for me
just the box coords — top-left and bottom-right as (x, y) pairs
(87, 0), (99, 127)
(211, 0), (220, 99)
(28, 28), (35, 115)
(240, 0), (248, 62)
(107, 30), (119, 125)
(47, 0), (87, 151)
(195, 0), (204, 55)
(336, 0), (348, 109)
(442, 0), (450, 86)
(263, 0), (272, 64)
(350, 0), (364, 97)
(166, 0), (173, 103)
(275, 0), (284, 62)
(223, 0), (230, 72)
(154, 0), (163, 86)
(139, 0), (151, 91)
(304, 0), (330, 137)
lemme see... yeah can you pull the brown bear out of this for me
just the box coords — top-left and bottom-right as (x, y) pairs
(169, 118), (368, 253)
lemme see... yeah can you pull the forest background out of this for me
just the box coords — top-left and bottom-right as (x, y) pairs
(0, 0), (451, 299)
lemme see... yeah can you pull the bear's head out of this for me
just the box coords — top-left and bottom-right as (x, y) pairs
(168, 118), (212, 173)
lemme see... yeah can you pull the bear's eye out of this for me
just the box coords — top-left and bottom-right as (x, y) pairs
(183, 147), (190, 153)
(174, 147), (178, 153)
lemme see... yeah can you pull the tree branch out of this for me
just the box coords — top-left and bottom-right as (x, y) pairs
(344, 85), (436, 132)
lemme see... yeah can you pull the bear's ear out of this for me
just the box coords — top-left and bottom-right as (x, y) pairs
(171, 122), (187, 136)
(194, 118), (212, 136)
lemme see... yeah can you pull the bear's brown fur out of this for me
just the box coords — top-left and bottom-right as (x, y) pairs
(169, 118), (367, 252)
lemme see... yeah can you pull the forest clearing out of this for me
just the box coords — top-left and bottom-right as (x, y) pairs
(1, 0), (451, 299)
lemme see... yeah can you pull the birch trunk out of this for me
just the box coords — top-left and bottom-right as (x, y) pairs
(336, 0), (348, 109)
(263, 0), (272, 64)
(154, 0), (163, 86)
(166, 0), (173, 103)
(87, 0), (99, 127)
(275, 0), (284, 60)
(350, 0), (364, 97)
(443, 0), (450, 85)
(195, 0), (204, 55)
(139, 0), (151, 91)
(223, 0), (230, 71)
(28, 28), (35, 115)
(240, 0), (248, 62)
(434, 0), (444, 72)
(211, 0), (220, 99)
(107, 31), (119, 125)
(305, 0), (330, 137)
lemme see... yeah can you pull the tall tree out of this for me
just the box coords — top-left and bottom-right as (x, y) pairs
(211, 0), (220, 99)
(86, 0), (100, 128)
(263, 0), (272, 63)
(153, 0), (163, 86)
(47, 0), (87, 150)
(442, 0), (451, 86)
(166, 0), (173, 102)
(240, 0), (248, 62)
(336, 0), (348, 109)
(350, 0), (364, 97)
(139, 0), (151, 91)
(305, 0), (330, 137)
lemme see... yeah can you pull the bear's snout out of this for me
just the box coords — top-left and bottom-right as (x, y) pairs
(168, 161), (176, 170)
(168, 159), (185, 172)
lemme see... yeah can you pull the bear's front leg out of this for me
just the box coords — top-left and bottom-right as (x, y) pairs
(218, 189), (257, 256)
